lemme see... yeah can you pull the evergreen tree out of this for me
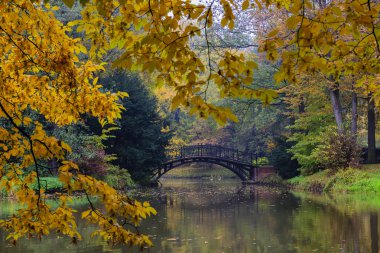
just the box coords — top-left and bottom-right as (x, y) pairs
(100, 71), (171, 184)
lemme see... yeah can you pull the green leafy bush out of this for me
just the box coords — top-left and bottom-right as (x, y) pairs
(256, 174), (285, 185)
(288, 113), (335, 175)
(105, 165), (135, 190)
(289, 116), (361, 175)
(316, 133), (362, 172)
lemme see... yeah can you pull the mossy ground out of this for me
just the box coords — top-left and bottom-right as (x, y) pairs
(287, 164), (380, 193)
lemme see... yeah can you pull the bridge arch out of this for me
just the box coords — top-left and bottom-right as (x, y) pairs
(155, 157), (250, 180)
(153, 144), (261, 181)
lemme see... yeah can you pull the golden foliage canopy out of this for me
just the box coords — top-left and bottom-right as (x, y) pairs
(0, 0), (155, 247)
(259, 0), (380, 95)
(64, 0), (279, 124)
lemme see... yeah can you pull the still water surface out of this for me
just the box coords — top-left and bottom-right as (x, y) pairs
(0, 179), (379, 253)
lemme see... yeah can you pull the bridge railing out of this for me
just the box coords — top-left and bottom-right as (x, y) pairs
(166, 144), (260, 165)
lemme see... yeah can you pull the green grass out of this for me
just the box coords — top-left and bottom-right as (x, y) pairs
(287, 164), (380, 193)
(31, 176), (64, 193)
(0, 196), (95, 217)
(0, 176), (65, 198)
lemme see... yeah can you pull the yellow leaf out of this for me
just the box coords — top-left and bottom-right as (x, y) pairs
(242, 0), (250, 10)
(81, 210), (92, 219)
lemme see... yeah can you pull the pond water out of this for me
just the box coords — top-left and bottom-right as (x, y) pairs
(0, 179), (380, 253)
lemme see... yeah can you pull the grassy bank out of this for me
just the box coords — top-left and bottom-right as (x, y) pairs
(0, 177), (64, 198)
(287, 164), (380, 193)
(1, 173), (136, 198)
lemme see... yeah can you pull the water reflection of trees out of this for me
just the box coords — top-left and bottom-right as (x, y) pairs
(143, 182), (301, 253)
(1, 181), (380, 253)
(288, 193), (380, 253)
(370, 212), (378, 253)
(142, 181), (380, 253)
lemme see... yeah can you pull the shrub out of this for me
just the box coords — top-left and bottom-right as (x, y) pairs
(105, 166), (135, 190)
(74, 146), (109, 178)
(257, 174), (284, 185)
(287, 113), (335, 175)
(317, 133), (362, 172)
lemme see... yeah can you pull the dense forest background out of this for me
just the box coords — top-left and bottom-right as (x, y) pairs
(46, 0), (380, 186)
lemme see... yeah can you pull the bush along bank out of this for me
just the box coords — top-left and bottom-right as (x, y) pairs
(287, 165), (380, 194)
(252, 174), (288, 187)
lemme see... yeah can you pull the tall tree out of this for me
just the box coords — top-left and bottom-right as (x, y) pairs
(368, 93), (377, 163)
(0, 0), (155, 247)
(329, 85), (344, 134)
(351, 91), (358, 140)
(100, 71), (171, 184)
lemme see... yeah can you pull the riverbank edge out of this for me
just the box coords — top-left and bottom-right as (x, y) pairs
(285, 164), (380, 194)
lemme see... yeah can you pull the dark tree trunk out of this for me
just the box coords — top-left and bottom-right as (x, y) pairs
(298, 96), (305, 114)
(368, 93), (377, 163)
(329, 88), (344, 134)
(351, 91), (358, 141)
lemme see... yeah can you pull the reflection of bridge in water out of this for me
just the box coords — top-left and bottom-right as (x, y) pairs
(153, 144), (270, 181)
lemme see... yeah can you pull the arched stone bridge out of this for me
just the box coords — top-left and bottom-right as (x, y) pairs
(153, 144), (267, 181)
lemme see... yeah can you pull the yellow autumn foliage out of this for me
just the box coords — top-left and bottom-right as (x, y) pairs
(0, 0), (155, 247)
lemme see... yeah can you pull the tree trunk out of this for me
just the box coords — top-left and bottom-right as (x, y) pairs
(298, 96), (305, 114)
(329, 88), (344, 134)
(368, 93), (377, 163)
(351, 91), (358, 141)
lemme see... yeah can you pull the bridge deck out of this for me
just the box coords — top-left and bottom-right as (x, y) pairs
(166, 144), (257, 165)
(154, 144), (267, 181)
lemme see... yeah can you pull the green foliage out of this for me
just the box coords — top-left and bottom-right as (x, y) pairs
(288, 166), (380, 193)
(268, 136), (299, 179)
(105, 165), (135, 190)
(288, 112), (335, 175)
(168, 110), (220, 146)
(255, 174), (284, 185)
(226, 63), (287, 155)
(287, 170), (332, 193)
(289, 113), (361, 175)
(100, 71), (171, 184)
(31, 177), (64, 193)
(317, 134), (362, 172)
(53, 124), (111, 178)
(256, 157), (269, 165)
(324, 168), (369, 192)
